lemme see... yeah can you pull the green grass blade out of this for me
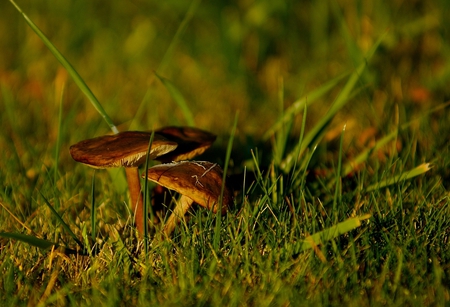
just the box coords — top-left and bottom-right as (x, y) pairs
(39, 192), (85, 250)
(157, 0), (201, 73)
(263, 72), (348, 140)
(298, 145), (318, 193)
(295, 214), (371, 253)
(331, 0), (363, 66)
(54, 84), (64, 186)
(143, 131), (155, 256)
(129, 0), (200, 130)
(91, 171), (96, 243)
(214, 112), (239, 251)
(250, 149), (272, 201)
(333, 125), (345, 219)
(220, 112), (238, 207)
(8, 0), (118, 134)
(300, 32), (387, 156)
(365, 163), (432, 192)
(283, 104), (307, 175)
(342, 101), (450, 177)
(273, 79), (292, 167)
(0, 232), (57, 250)
(155, 72), (195, 126)
(1, 85), (26, 175)
(342, 130), (398, 177)
(0, 232), (83, 255)
(273, 116), (294, 168)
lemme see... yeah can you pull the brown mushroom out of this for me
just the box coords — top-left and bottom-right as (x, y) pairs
(143, 161), (232, 235)
(154, 126), (216, 163)
(151, 126), (217, 219)
(70, 131), (178, 235)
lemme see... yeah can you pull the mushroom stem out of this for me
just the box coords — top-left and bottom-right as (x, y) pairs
(163, 195), (194, 235)
(125, 167), (145, 236)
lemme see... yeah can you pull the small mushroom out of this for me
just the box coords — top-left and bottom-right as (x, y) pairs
(143, 161), (232, 235)
(70, 131), (178, 235)
(154, 126), (216, 163)
(151, 126), (217, 219)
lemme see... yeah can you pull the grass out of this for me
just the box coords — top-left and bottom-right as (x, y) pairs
(1, 0), (450, 306)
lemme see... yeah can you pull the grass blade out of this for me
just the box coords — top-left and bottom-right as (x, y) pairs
(8, 0), (118, 134)
(331, 0), (363, 66)
(263, 72), (348, 140)
(295, 214), (371, 253)
(157, 0), (201, 73)
(54, 82), (64, 186)
(0, 232), (84, 255)
(365, 163), (432, 192)
(143, 131), (155, 256)
(214, 112), (239, 251)
(342, 101), (450, 177)
(342, 130), (398, 177)
(155, 73), (195, 126)
(0, 202), (33, 234)
(39, 192), (85, 250)
(91, 171), (96, 243)
(0, 232), (56, 250)
(333, 125), (345, 219)
(300, 32), (387, 156)
(273, 78), (292, 167)
(129, 0), (201, 130)
(282, 104), (308, 175)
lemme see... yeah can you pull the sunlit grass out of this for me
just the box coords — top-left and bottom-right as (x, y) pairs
(1, 0), (450, 306)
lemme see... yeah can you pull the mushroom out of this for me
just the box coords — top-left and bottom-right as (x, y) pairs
(151, 126), (217, 219)
(69, 131), (178, 235)
(143, 161), (232, 235)
(154, 126), (217, 163)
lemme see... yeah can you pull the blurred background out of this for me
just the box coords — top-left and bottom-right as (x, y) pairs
(1, 0), (450, 170)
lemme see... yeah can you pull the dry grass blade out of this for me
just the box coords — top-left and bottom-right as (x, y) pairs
(0, 202), (33, 234)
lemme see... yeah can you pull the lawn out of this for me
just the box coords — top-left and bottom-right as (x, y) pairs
(1, 0), (449, 306)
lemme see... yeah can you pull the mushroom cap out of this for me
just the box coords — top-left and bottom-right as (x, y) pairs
(70, 131), (178, 168)
(143, 161), (232, 214)
(154, 126), (216, 162)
